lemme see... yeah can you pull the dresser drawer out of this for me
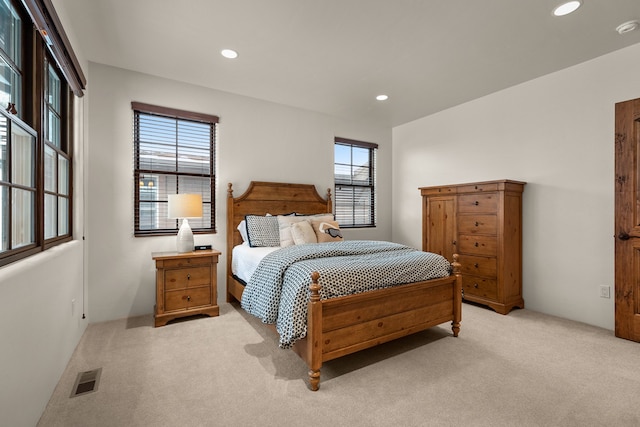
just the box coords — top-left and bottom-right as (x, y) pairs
(462, 275), (498, 300)
(164, 286), (212, 312)
(458, 234), (497, 256)
(165, 266), (211, 291)
(420, 186), (456, 196)
(457, 254), (497, 277)
(457, 193), (498, 213)
(457, 183), (499, 193)
(457, 215), (497, 235)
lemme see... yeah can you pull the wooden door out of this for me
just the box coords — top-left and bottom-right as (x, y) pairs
(614, 98), (640, 342)
(424, 196), (456, 262)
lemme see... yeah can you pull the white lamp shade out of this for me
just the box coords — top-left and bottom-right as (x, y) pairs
(168, 194), (203, 219)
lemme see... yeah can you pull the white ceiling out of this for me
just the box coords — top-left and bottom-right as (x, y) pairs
(58, 0), (640, 127)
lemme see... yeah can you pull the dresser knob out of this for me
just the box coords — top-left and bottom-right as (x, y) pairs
(474, 201), (479, 206)
(187, 274), (191, 280)
(474, 263), (479, 268)
(474, 242), (479, 247)
(187, 295), (191, 301)
(475, 221), (479, 227)
(474, 283), (479, 289)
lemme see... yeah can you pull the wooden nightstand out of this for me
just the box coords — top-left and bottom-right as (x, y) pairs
(152, 249), (221, 327)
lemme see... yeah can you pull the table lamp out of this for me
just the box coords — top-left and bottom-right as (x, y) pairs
(167, 194), (203, 253)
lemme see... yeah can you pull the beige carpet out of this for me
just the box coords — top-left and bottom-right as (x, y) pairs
(38, 302), (640, 427)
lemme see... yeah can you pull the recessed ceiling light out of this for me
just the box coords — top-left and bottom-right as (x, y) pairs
(552, 1), (581, 17)
(221, 49), (238, 59)
(616, 20), (639, 35)
(376, 94), (389, 101)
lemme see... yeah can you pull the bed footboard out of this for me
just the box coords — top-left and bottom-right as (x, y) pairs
(296, 254), (462, 391)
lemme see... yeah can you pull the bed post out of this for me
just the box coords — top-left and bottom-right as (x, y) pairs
(451, 254), (462, 337)
(307, 272), (323, 391)
(226, 183), (235, 303)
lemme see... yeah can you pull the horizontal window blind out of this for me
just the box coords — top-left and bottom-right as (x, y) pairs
(132, 102), (217, 236)
(334, 137), (377, 228)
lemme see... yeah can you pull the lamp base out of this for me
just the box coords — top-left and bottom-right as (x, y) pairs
(176, 218), (194, 253)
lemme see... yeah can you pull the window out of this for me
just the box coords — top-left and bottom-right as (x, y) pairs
(334, 137), (377, 228)
(0, 0), (84, 267)
(44, 60), (71, 241)
(132, 102), (217, 236)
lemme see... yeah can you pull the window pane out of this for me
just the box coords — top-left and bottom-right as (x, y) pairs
(0, 185), (7, 251)
(44, 145), (56, 191)
(45, 193), (56, 239)
(0, 113), (6, 182)
(139, 201), (172, 230)
(178, 175), (210, 202)
(11, 188), (33, 248)
(0, 1), (21, 66)
(0, 1), (21, 115)
(47, 64), (60, 111)
(177, 121), (210, 174)
(58, 196), (68, 235)
(137, 115), (177, 171)
(58, 155), (68, 195)
(0, 56), (21, 115)
(11, 122), (34, 187)
(47, 107), (61, 147)
(45, 63), (61, 148)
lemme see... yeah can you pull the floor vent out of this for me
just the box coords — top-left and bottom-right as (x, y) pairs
(70, 368), (102, 398)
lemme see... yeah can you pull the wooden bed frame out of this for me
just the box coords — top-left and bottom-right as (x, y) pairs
(226, 181), (462, 391)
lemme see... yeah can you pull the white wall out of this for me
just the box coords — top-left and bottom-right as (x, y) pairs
(392, 42), (640, 331)
(0, 3), (90, 425)
(0, 95), (88, 424)
(86, 62), (392, 323)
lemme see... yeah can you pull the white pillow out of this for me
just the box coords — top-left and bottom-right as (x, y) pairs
(291, 220), (318, 245)
(237, 220), (248, 243)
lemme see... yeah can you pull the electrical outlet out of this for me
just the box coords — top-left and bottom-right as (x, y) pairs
(599, 286), (610, 299)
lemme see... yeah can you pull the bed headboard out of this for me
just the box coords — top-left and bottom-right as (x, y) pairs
(226, 180), (332, 263)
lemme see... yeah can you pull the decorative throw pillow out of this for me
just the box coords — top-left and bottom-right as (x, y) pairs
(291, 220), (318, 245)
(245, 215), (280, 247)
(278, 213), (333, 247)
(312, 220), (343, 243)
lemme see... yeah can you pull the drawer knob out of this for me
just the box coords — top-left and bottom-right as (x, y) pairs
(187, 295), (191, 301)
(475, 221), (479, 226)
(474, 263), (479, 268)
(474, 242), (479, 247)
(474, 201), (479, 206)
(474, 283), (479, 288)
(187, 274), (191, 280)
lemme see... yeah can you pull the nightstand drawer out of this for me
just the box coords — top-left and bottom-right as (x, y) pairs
(162, 257), (210, 269)
(462, 275), (498, 300)
(457, 254), (497, 277)
(457, 215), (497, 235)
(165, 286), (212, 312)
(165, 266), (211, 291)
(458, 234), (497, 256)
(457, 193), (498, 214)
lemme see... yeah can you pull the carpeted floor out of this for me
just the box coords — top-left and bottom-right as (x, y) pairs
(38, 302), (640, 427)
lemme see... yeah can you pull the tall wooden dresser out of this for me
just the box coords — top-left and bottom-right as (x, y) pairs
(420, 180), (525, 314)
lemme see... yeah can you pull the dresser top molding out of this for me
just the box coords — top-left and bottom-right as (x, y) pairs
(419, 179), (526, 195)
